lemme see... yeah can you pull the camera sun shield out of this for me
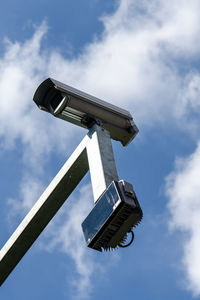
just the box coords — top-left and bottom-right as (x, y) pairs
(33, 78), (139, 146)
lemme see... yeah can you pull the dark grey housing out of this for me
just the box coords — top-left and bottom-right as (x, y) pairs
(33, 78), (138, 146)
(81, 180), (143, 251)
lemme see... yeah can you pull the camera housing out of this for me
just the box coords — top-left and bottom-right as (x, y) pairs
(33, 78), (138, 146)
(81, 180), (143, 251)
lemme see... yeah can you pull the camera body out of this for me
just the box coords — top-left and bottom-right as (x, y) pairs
(33, 78), (143, 252)
(33, 78), (138, 146)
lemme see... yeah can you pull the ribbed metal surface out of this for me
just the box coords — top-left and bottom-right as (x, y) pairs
(81, 181), (143, 251)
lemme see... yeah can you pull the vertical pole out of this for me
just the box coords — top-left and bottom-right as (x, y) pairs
(87, 124), (119, 203)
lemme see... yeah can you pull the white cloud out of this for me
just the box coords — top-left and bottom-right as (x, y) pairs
(40, 184), (95, 299)
(6, 172), (45, 228)
(39, 184), (116, 299)
(44, 0), (200, 135)
(166, 142), (200, 296)
(0, 21), (82, 167)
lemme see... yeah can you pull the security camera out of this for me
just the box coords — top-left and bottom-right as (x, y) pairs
(81, 180), (143, 251)
(33, 78), (143, 250)
(33, 78), (138, 146)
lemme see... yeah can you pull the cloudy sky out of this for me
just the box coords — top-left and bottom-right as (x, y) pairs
(0, 0), (200, 299)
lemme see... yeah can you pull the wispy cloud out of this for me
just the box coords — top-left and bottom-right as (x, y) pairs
(44, 0), (200, 136)
(6, 172), (45, 228)
(39, 184), (97, 299)
(0, 21), (81, 167)
(166, 142), (200, 296)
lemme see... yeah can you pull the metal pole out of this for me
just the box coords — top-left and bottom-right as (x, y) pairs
(0, 124), (119, 286)
(87, 124), (119, 202)
(0, 135), (89, 286)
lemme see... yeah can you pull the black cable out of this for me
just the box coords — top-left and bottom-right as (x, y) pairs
(118, 230), (134, 248)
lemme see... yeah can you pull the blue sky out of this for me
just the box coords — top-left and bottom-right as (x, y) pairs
(0, 0), (200, 299)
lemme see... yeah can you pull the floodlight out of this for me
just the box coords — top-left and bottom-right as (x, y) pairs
(33, 78), (138, 146)
(81, 180), (143, 251)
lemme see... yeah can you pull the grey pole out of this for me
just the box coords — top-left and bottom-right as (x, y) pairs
(0, 134), (89, 286)
(87, 124), (119, 202)
(0, 125), (118, 286)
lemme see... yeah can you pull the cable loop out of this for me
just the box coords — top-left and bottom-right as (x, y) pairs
(118, 230), (134, 248)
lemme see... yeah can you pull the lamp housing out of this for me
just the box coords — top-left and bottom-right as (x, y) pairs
(81, 180), (143, 251)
